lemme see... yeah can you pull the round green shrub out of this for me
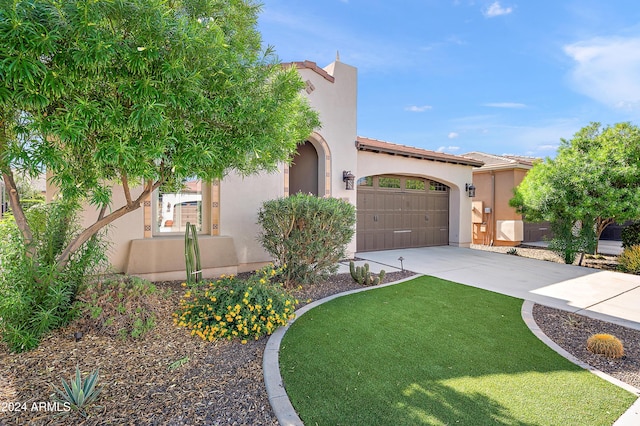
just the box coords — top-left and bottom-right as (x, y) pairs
(257, 193), (356, 286)
(618, 245), (640, 274)
(174, 264), (298, 343)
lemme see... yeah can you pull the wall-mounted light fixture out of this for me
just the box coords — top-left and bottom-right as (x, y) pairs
(343, 171), (355, 190)
(465, 183), (476, 198)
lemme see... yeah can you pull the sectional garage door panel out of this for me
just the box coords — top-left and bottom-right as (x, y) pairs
(356, 176), (449, 252)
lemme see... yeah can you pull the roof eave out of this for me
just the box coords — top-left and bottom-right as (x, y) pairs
(473, 163), (533, 172)
(355, 140), (484, 167)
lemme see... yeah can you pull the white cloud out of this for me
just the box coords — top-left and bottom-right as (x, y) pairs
(483, 2), (513, 18)
(448, 132), (459, 139)
(437, 146), (461, 152)
(405, 105), (433, 112)
(444, 114), (580, 156)
(564, 36), (640, 109)
(536, 144), (559, 151)
(483, 102), (526, 108)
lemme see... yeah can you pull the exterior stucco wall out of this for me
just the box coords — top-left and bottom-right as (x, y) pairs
(298, 61), (358, 256)
(58, 60), (359, 277)
(494, 170), (520, 221)
(60, 58), (476, 277)
(356, 151), (474, 247)
(472, 168), (526, 246)
(87, 188), (146, 272)
(219, 169), (284, 272)
(219, 60), (359, 268)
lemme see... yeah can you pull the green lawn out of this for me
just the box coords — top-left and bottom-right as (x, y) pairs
(279, 276), (637, 425)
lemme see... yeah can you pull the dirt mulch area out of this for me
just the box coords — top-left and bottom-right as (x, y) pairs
(0, 271), (413, 426)
(2, 253), (640, 425)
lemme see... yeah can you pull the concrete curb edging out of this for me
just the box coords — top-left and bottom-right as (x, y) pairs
(521, 300), (640, 425)
(263, 275), (422, 426)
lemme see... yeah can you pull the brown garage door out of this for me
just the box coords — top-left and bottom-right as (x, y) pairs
(356, 175), (449, 252)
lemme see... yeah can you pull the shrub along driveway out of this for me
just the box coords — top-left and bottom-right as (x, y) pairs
(279, 276), (637, 425)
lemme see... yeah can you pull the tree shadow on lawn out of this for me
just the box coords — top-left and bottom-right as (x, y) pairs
(396, 381), (536, 426)
(280, 276), (636, 425)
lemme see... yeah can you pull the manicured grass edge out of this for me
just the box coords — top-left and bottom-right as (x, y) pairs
(264, 277), (640, 425)
(263, 274), (421, 425)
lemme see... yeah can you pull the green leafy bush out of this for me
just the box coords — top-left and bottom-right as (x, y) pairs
(548, 219), (591, 264)
(0, 201), (107, 352)
(174, 264), (297, 343)
(75, 276), (165, 340)
(257, 194), (356, 286)
(618, 245), (640, 274)
(19, 198), (45, 211)
(621, 222), (640, 249)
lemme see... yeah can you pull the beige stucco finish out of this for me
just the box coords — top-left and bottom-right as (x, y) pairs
(472, 167), (528, 246)
(125, 236), (238, 281)
(65, 59), (478, 278)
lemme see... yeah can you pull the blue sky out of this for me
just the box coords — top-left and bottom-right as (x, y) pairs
(258, 0), (640, 157)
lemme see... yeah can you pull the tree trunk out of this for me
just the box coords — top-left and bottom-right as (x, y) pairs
(2, 171), (35, 258)
(596, 217), (615, 254)
(55, 180), (161, 271)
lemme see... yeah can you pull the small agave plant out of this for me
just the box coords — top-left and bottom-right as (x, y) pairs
(52, 366), (102, 417)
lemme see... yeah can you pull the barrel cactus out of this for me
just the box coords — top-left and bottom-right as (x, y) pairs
(586, 334), (624, 359)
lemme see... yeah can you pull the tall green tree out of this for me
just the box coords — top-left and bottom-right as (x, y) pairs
(0, 0), (320, 269)
(511, 122), (640, 260)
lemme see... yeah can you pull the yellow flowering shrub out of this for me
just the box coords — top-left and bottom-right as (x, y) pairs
(174, 264), (298, 343)
(619, 245), (640, 274)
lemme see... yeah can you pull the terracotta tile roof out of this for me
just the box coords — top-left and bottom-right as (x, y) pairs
(283, 60), (335, 83)
(356, 137), (484, 167)
(462, 151), (538, 169)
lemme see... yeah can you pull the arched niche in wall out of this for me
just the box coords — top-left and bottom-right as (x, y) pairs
(288, 133), (331, 197)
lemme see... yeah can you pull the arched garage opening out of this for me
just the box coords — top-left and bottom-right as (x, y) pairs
(356, 174), (449, 252)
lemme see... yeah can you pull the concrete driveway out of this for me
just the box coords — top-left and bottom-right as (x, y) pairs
(347, 246), (640, 331)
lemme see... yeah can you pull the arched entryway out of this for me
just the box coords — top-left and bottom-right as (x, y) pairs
(288, 134), (332, 197)
(289, 141), (319, 196)
(356, 174), (450, 251)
